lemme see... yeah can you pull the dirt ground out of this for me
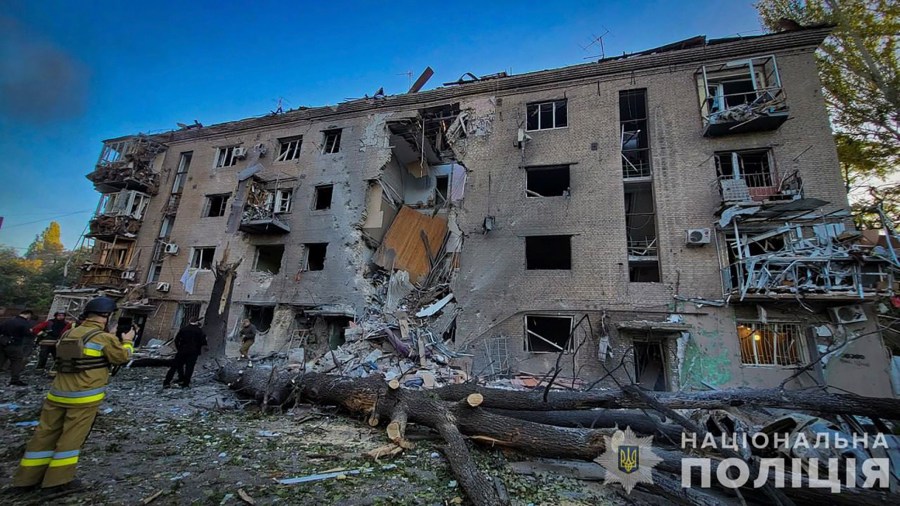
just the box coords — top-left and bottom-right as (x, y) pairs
(0, 356), (620, 505)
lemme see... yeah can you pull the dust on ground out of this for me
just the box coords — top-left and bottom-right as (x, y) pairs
(0, 359), (619, 505)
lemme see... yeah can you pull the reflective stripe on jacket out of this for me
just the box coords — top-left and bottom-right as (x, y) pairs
(47, 321), (132, 407)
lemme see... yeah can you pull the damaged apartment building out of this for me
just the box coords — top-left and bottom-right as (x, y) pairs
(57, 24), (898, 396)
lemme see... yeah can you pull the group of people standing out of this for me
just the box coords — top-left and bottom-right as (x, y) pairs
(3, 303), (260, 494)
(0, 310), (71, 386)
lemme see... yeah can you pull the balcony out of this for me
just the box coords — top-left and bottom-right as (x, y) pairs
(697, 56), (789, 137)
(239, 179), (292, 235)
(717, 167), (802, 207)
(78, 263), (131, 290)
(719, 199), (894, 301)
(85, 190), (149, 242)
(86, 136), (166, 194)
(239, 214), (291, 234)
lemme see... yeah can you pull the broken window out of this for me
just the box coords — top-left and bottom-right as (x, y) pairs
(624, 182), (660, 282)
(100, 190), (150, 220)
(715, 149), (776, 201)
(276, 136), (302, 162)
(97, 242), (132, 268)
(526, 100), (567, 131)
(244, 305), (274, 332)
(525, 235), (572, 270)
(737, 321), (803, 366)
(273, 189), (293, 214)
(172, 152), (192, 194)
(525, 165), (570, 197)
(147, 263), (162, 283)
(204, 194), (230, 217)
(158, 216), (174, 239)
(620, 89), (651, 179)
(190, 247), (216, 270)
(214, 146), (239, 168)
(304, 243), (327, 271)
(322, 129), (342, 154)
(175, 303), (201, 330)
(254, 245), (284, 274)
(313, 185), (333, 210)
(634, 340), (667, 391)
(434, 175), (449, 207)
(525, 315), (573, 352)
(697, 56), (788, 135)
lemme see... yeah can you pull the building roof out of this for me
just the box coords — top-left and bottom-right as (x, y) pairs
(110, 25), (833, 145)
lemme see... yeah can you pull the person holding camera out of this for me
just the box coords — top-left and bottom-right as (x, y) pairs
(11, 297), (134, 491)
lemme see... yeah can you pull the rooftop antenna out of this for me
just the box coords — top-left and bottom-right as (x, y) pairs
(397, 70), (413, 90)
(580, 28), (610, 60)
(272, 97), (288, 114)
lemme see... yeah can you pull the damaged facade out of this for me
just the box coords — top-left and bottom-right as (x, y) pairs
(60, 26), (897, 396)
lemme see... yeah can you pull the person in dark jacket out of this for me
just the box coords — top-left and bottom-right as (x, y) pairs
(0, 310), (35, 386)
(31, 312), (72, 370)
(163, 319), (207, 388)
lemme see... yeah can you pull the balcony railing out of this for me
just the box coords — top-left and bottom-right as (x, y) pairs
(78, 263), (130, 289)
(86, 215), (142, 241)
(697, 56), (789, 137)
(87, 136), (166, 194)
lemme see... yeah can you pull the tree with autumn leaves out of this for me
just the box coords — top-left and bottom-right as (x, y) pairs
(756, 0), (899, 228)
(0, 222), (87, 314)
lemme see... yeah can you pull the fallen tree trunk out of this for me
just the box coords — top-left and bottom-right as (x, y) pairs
(215, 364), (897, 506)
(486, 408), (684, 443)
(434, 384), (900, 420)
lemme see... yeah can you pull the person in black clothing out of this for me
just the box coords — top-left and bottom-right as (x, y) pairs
(31, 312), (72, 370)
(163, 319), (207, 388)
(0, 310), (35, 386)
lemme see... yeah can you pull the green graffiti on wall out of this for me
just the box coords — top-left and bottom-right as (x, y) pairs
(681, 330), (732, 388)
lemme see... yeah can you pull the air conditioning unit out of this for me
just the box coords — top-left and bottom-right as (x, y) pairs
(120, 271), (136, 280)
(686, 228), (711, 247)
(233, 146), (248, 159)
(156, 282), (170, 293)
(164, 243), (179, 255)
(830, 305), (868, 324)
(254, 143), (267, 157)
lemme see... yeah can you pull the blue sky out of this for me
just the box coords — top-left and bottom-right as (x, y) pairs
(0, 0), (761, 252)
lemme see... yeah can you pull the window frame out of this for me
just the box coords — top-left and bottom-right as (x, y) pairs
(172, 151), (193, 194)
(322, 129), (342, 154)
(253, 244), (285, 274)
(275, 136), (303, 162)
(525, 235), (573, 270)
(525, 99), (568, 131)
(714, 149), (776, 188)
(304, 243), (328, 271)
(147, 262), (163, 283)
(273, 188), (293, 214)
(204, 193), (230, 218)
(524, 314), (575, 353)
(313, 184), (334, 211)
(214, 146), (239, 168)
(736, 321), (805, 367)
(190, 247), (216, 270)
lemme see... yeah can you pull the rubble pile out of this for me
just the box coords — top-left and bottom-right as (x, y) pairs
(302, 268), (468, 389)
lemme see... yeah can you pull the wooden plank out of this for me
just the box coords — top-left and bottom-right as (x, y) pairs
(373, 206), (448, 282)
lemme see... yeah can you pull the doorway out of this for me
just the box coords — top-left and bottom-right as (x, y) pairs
(634, 340), (668, 391)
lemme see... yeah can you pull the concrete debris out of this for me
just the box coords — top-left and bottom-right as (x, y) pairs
(416, 293), (453, 317)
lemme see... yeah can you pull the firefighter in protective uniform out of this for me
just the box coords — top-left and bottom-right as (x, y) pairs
(12, 297), (134, 490)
